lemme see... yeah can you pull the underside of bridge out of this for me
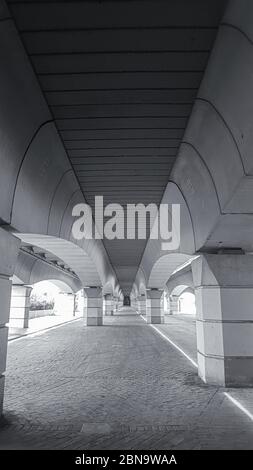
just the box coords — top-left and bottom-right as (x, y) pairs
(5, 0), (226, 294)
(1, 0), (253, 452)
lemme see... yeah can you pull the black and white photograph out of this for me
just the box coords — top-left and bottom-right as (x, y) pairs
(0, 0), (252, 463)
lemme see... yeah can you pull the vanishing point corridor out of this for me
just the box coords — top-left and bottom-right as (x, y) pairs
(1, 308), (253, 450)
(1, 0), (253, 456)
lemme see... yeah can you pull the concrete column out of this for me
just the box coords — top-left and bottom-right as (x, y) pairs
(146, 289), (164, 324)
(73, 293), (77, 317)
(104, 294), (113, 316)
(113, 297), (119, 314)
(0, 229), (20, 415)
(163, 292), (170, 315)
(131, 298), (137, 311)
(169, 295), (180, 315)
(83, 287), (103, 326)
(139, 295), (147, 316)
(136, 296), (141, 314)
(9, 285), (32, 328)
(192, 254), (253, 387)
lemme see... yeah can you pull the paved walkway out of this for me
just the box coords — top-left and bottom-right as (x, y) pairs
(8, 312), (83, 341)
(0, 308), (253, 449)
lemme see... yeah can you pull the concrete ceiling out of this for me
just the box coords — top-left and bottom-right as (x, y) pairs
(7, 0), (227, 294)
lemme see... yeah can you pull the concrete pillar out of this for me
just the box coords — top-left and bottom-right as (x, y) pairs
(113, 297), (119, 314)
(104, 294), (113, 316)
(9, 285), (32, 328)
(169, 294), (180, 315)
(163, 292), (170, 315)
(192, 254), (253, 387)
(146, 289), (164, 324)
(83, 287), (103, 326)
(131, 298), (137, 311)
(136, 296), (141, 314)
(0, 229), (20, 415)
(139, 295), (147, 316)
(73, 293), (77, 316)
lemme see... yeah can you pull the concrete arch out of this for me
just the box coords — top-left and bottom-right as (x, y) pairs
(102, 279), (118, 297)
(138, 282), (147, 297)
(147, 253), (192, 289)
(132, 267), (147, 298)
(13, 249), (82, 293)
(130, 285), (139, 302)
(14, 277), (76, 295)
(45, 280), (75, 295)
(174, 286), (196, 316)
(166, 268), (194, 296)
(133, 182), (195, 295)
(15, 234), (103, 289)
(170, 284), (194, 297)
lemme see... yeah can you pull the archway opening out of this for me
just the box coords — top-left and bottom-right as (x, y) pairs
(162, 291), (170, 314)
(179, 292), (196, 316)
(9, 280), (84, 339)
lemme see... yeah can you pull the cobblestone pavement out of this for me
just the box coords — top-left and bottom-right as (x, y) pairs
(0, 308), (253, 449)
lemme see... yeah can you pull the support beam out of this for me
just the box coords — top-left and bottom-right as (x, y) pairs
(146, 289), (164, 324)
(83, 287), (103, 326)
(0, 229), (20, 415)
(9, 285), (32, 328)
(192, 254), (253, 387)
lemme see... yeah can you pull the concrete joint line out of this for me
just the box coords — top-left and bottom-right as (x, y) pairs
(197, 350), (253, 360)
(196, 319), (253, 324)
(195, 285), (253, 290)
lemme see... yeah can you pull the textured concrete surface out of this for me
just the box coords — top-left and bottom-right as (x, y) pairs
(0, 308), (253, 450)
